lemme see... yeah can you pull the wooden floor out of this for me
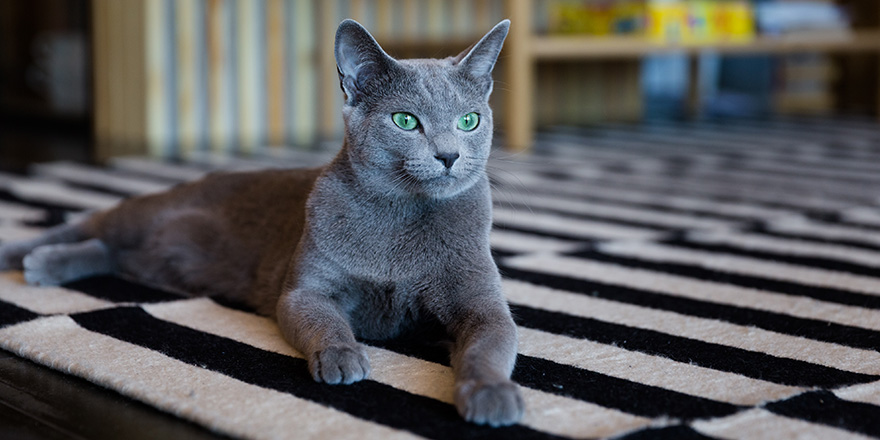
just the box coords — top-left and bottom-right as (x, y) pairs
(0, 349), (230, 440)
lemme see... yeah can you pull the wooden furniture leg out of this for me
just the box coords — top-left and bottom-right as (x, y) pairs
(505, 0), (535, 152)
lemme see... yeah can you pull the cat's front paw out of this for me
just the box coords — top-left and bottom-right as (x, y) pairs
(455, 380), (524, 427)
(309, 344), (371, 385)
(22, 245), (69, 286)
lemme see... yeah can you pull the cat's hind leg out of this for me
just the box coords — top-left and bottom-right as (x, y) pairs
(0, 223), (88, 271)
(23, 238), (115, 286)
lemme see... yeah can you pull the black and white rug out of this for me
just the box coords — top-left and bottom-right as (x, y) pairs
(2, 117), (880, 439)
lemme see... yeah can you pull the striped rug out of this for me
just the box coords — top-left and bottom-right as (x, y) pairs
(2, 117), (880, 439)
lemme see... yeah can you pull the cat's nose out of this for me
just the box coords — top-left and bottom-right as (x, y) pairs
(435, 152), (460, 169)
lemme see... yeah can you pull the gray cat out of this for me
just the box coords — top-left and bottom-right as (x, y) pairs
(0, 19), (523, 426)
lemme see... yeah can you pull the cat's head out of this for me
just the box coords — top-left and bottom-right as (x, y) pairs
(334, 19), (509, 199)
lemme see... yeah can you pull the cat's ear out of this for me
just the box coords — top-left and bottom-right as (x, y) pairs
(453, 19), (510, 78)
(335, 19), (397, 105)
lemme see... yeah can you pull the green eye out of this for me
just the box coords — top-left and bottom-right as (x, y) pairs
(457, 112), (479, 131)
(392, 112), (418, 130)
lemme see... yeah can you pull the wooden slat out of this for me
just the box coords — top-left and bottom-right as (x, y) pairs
(207, 0), (232, 153)
(290, 0), (316, 145)
(532, 31), (880, 60)
(266, 0), (285, 146)
(145, 0), (172, 157)
(317, 0), (339, 141)
(236, 0), (261, 152)
(176, 0), (198, 156)
(92, 0), (148, 162)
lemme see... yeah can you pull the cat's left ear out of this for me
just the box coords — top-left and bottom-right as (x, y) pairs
(335, 19), (399, 105)
(453, 20), (510, 79)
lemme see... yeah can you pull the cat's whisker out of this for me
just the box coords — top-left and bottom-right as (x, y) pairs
(385, 170), (415, 198)
(486, 166), (538, 215)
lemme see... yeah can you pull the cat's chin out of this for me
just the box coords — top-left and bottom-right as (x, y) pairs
(414, 175), (478, 199)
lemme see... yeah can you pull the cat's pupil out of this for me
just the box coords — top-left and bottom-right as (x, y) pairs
(458, 113), (479, 131)
(393, 112), (418, 130)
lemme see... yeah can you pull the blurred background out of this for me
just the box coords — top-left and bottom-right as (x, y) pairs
(0, 0), (878, 170)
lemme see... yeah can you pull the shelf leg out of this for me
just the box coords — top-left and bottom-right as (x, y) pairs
(687, 54), (703, 119)
(504, 0), (534, 152)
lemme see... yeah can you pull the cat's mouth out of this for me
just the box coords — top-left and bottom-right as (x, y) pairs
(392, 158), (479, 198)
(413, 170), (478, 198)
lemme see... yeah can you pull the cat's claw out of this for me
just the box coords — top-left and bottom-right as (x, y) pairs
(310, 344), (371, 385)
(455, 380), (524, 427)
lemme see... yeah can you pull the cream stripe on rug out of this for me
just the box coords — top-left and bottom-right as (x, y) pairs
(0, 200), (45, 222)
(0, 316), (421, 440)
(0, 173), (121, 210)
(516, 327), (801, 405)
(768, 216), (880, 246)
(492, 208), (662, 240)
(687, 230), (880, 268)
(31, 162), (172, 196)
(0, 273), (113, 315)
(489, 230), (584, 254)
(499, 193), (742, 231)
(503, 279), (880, 375)
(692, 408), (874, 440)
(496, 173), (799, 221)
(503, 254), (880, 331)
(597, 240), (880, 295)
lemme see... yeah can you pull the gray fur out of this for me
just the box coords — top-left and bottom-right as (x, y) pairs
(0, 19), (522, 426)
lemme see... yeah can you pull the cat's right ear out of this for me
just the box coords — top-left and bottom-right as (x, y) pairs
(335, 19), (397, 105)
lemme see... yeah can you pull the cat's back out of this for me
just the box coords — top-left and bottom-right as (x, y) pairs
(85, 166), (324, 249)
(206, 167), (324, 243)
(187, 166), (324, 209)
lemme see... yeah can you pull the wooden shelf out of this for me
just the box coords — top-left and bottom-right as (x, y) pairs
(532, 30), (880, 60)
(504, 0), (880, 151)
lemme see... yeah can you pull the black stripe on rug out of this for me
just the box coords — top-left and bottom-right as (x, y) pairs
(0, 190), (76, 227)
(367, 338), (743, 420)
(492, 186), (757, 223)
(0, 299), (40, 328)
(71, 306), (565, 440)
(63, 276), (185, 304)
(493, 202), (675, 232)
(748, 225), (880, 253)
(513, 356), (742, 420)
(615, 425), (719, 440)
(577, 178), (846, 216)
(0, 189), (84, 214)
(507, 304), (876, 389)
(60, 181), (140, 199)
(662, 237), (880, 279)
(499, 264), (880, 354)
(569, 248), (880, 310)
(765, 390), (880, 438)
(804, 212), (880, 233)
